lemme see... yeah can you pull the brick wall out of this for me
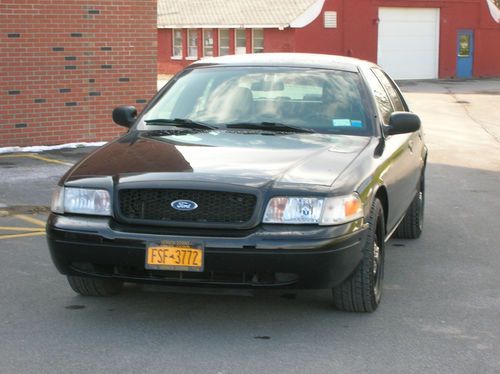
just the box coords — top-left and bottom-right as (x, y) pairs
(0, 1), (157, 147)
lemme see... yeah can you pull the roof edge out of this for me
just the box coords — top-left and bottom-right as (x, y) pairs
(158, 24), (290, 29)
(289, 0), (325, 28)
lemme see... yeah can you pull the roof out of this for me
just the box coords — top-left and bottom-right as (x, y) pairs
(190, 53), (370, 72)
(157, 0), (325, 29)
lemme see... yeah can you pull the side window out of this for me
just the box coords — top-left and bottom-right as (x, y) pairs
(372, 69), (406, 112)
(365, 69), (393, 124)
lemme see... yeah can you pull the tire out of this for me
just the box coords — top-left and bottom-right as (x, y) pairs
(332, 198), (385, 313)
(67, 275), (123, 296)
(394, 176), (425, 239)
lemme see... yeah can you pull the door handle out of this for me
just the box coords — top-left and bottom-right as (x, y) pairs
(408, 140), (414, 152)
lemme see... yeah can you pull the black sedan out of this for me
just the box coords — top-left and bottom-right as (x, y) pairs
(47, 53), (427, 312)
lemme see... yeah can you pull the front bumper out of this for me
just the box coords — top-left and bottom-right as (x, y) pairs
(46, 214), (368, 289)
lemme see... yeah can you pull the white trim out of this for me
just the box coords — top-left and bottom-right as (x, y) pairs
(171, 56), (183, 60)
(159, 24), (289, 29)
(185, 56), (198, 60)
(434, 8), (440, 79)
(290, 0), (325, 28)
(487, 0), (500, 23)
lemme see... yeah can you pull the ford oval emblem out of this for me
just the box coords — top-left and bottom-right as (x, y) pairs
(171, 199), (198, 211)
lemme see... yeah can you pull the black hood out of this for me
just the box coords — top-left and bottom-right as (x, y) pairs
(65, 130), (370, 189)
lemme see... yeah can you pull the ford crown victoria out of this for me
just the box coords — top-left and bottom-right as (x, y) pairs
(47, 53), (427, 312)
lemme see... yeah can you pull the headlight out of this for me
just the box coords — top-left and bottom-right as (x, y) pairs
(51, 187), (112, 216)
(263, 193), (363, 225)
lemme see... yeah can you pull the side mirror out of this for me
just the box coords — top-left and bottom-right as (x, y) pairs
(386, 112), (421, 135)
(112, 106), (137, 128)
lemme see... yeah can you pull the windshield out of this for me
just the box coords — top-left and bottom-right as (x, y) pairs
(139, 67), (371, 135)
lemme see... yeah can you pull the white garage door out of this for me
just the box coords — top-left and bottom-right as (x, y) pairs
(377, 8), (440, 79)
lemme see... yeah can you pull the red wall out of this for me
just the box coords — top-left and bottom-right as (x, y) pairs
(264, 29), (296, 52)
(157, 0), (500, 78)
(475, 1), (500, 76)
(1, 0), (157, 147)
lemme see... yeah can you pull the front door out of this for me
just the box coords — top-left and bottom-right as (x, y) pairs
(456, 30), (474, 78)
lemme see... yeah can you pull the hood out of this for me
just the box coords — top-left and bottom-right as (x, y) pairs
(65, 130), (370, 189)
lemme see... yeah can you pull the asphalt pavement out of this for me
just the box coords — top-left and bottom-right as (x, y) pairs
(0, 79), (499, 374)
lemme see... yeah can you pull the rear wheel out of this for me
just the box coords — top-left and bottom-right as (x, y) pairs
(67, 275), (123, 296)
(332, 198), (385, 313)
(394, 176), (425, 239)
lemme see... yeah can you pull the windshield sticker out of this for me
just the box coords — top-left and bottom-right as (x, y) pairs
(332, 119), (364, 128)
(332, 119), (352, 127)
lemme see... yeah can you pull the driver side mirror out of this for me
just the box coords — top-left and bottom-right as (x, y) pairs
(385, 112), (421, 136)
(112, 106), (137, 128)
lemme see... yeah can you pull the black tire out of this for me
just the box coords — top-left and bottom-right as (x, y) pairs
(332, 198), (385, 313)
(67, 275), (123, 296)
(394, 176), (425, 239)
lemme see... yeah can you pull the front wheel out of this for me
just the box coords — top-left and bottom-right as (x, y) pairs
(332, 198), (385, 312)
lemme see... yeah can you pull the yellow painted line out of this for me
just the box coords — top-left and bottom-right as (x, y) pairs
(25, 154), (73, 166)
(13, 214), (47, 227)
(0, 153), (72, 166)
(0, 226), (46, 232)
(0, 231), (45, 240)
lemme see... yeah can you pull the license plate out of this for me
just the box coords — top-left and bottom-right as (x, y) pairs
(145, 241), (204, 272)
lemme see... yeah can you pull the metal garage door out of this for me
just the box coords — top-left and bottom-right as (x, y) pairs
(377, 8), (440, 79)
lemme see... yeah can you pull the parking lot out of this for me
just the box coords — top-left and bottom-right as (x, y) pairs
(1, 79), (499, 373)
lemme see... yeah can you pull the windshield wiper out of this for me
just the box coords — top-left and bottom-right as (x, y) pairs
(144, 118), (218, 130)
(226, 122), (315, 133)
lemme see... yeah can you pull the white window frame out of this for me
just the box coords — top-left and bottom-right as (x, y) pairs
(187, 29), (198, 60)
(203, 29), (214, 57)
(172, 29), (183, 59)
(235, 29), (246, 55)
(252, 29), (264, 53)
(218, 29), (230, 56)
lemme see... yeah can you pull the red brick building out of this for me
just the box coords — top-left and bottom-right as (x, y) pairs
(158, 0), (500, 79)
(1, 0), (157, 147)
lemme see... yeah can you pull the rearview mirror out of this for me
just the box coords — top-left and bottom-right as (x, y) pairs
(386, 112), (421, 135)
(112, 106), (137, 128)
(251, 81), (285, 91)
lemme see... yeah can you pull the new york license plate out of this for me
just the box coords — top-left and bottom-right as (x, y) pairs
(145, 241), (204, 272)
